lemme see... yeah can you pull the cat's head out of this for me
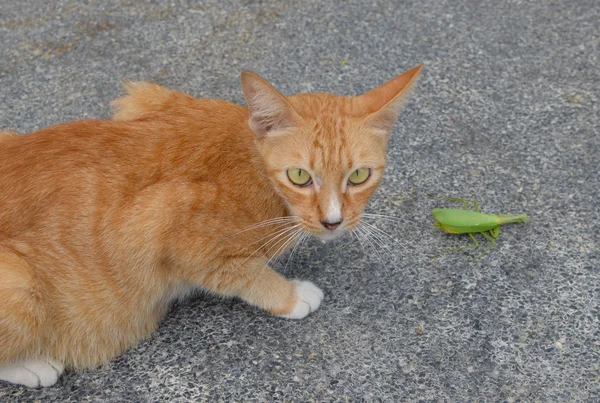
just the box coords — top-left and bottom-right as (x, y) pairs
(241, 66), (421, 241)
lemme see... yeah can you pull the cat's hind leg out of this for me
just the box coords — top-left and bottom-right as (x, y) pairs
(0, 248), (63, 387)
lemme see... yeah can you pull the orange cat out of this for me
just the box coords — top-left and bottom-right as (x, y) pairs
(0, 66), (421, 387)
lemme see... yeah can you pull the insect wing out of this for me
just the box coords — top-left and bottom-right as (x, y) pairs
(432, 209), (499, 234)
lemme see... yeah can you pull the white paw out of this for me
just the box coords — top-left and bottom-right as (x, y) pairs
(280, 281), (324, 319)
(0, 359), (64, 388)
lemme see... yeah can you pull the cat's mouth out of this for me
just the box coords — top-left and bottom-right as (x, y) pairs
(299, 221), (346, 242)
(302, 217), (360, 242)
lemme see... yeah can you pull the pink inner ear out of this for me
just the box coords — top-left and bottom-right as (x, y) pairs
(360, 65), (422, 131)
(249, 113), (278, 137)
(361, 65), (422, 113)
(365, 105), (403, 132)
(247, 97), (303, 137)
(241, 74), (303, 137)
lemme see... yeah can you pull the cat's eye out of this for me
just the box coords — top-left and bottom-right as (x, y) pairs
(348, 168), (371, 185)
(287, 168), (312, 187)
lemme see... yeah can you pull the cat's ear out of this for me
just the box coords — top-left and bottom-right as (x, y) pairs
(360, 65), (422, 133)
(240, 72), (303, 137)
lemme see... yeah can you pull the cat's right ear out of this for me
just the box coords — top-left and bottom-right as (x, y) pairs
(360, 65), (423, 133)
(240, 72), (303, 137)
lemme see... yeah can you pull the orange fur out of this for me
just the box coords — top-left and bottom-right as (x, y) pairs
(0, 130), (19, 144)
(0, 66), (421, 384)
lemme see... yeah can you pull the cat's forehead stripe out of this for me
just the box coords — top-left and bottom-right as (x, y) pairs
(308, 115), (352, 170)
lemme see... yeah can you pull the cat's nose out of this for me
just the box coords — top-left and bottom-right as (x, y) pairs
(320, 220), (343, 230)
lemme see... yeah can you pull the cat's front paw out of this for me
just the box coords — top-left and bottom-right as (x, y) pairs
(0, 359), (64, 388)
(280, 281), (324, 319)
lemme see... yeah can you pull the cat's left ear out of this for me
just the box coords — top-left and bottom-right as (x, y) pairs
(240, 72), (303, 137)
(360, 65), (422, 133)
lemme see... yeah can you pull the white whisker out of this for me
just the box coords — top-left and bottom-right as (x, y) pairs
(360, 221), (409, 255)
(258, 225), (303, 258)
(351, 228), (369, 257)
(355, 224), (386, 265)
(229, 216), (300, 238)
(362, 213), (421, 229)
(242, 224), (301, 253)
(360, 225), (398, 265)
(253, 227), (304, 284)
(360, 221), (399, 244)
(283, 231), (308, 273)
(235, 224), (302, 270)
(266, 228), (303, 266)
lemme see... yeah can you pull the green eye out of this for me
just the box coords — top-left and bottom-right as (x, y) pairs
(348, 168), (370, 185)
(287, 168), (312, 186)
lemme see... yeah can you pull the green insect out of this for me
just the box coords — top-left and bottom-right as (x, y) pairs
(430, 196), (530, 261)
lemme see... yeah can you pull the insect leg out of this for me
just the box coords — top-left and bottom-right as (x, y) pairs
(456, 197), (480, 211)
(430, 232), (479, 260)
(489, 226), (500, 239)
(435, 196), (480, 211)
(470, 231), (498, 261)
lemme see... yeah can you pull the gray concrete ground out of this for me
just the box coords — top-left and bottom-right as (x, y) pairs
(1, 0), (598, 401)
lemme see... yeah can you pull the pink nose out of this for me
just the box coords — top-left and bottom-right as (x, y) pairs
(320, 220), (342, 230)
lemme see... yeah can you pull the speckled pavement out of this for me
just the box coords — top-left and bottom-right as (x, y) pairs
(1, 0), (598, 401)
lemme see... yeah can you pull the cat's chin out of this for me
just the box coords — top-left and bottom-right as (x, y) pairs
(316, 229), (345, 243)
